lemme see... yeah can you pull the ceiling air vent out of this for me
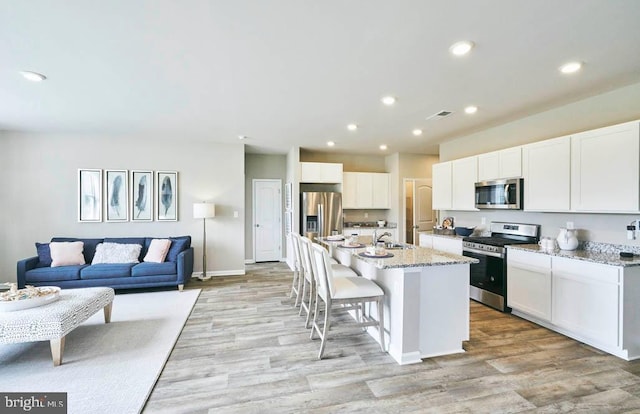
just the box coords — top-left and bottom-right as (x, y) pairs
(426, 110), (453, 120)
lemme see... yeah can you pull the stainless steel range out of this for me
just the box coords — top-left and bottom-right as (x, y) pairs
(462, 222), (540, 312)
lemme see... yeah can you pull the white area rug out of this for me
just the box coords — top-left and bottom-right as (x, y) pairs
(0, 289), (200, 414)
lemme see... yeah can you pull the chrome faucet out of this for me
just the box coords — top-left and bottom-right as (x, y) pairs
(373, 230), (392, 243)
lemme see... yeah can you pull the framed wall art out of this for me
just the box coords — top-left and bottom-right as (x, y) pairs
(105, 169), (129, 222)
(78, 169), (103, 222)
(130, 170), (153, 221)
(157, 171), (178, 221)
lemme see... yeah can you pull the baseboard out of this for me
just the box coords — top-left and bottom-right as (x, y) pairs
(190, 269), (245, 278)
(245, 259), (256, 264)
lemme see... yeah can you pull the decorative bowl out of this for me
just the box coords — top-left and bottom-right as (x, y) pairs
(0, 286), (61, 312)
(454, 227), (475, 237)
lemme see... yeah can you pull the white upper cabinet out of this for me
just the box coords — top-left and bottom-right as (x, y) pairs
(571, 121), (640, 212)
(522, 135), (571, 211)
(477, 147), (522, 181)
(299, 162), (343, 183)
(432, 162), (452, 210)
(342, 172), (390, 209)
(452, 156), (478, 210)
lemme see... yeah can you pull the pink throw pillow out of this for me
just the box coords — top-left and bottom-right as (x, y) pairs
(50, 241), (85, 267)
(144, 239), (172, 263)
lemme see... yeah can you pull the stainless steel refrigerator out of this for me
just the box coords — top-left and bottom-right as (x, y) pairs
(301, 192), (343, 240)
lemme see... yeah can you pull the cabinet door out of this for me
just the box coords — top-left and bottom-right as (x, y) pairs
(419, 234), (433, 248)
(499, 147), (522, 178)
(323, 163), (344, 183)
(507, 250), (551, 321)
(522, 136), (571, 211)
(371, 173), (390, 208)
(452, 156), (478, 210)
(300, 162), (323, 183)
(478, 151), (500, 181)
(571, 121), (639, 212)
(356, 173), (373, 208)
(342, 172), (358, 209)
(552, 257), (619, 347)
(432, 237), (462, 255)
(432, 162), (452, 209)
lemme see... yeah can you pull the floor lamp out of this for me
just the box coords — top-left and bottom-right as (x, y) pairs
(193, 202), (216, 281)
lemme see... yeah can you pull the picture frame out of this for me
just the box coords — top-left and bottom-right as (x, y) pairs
(156, 171), (178, 221)
(130, 170), (153, 221)
(78, 169), (102, 222)
(105, 169), (129, 222)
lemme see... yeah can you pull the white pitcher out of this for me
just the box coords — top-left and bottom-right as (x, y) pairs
(557, 228), (579, 250)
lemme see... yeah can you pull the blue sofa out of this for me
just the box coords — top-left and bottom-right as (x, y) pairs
(17, 236), (193, 291)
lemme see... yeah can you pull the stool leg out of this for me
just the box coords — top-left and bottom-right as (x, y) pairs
(377, 297), (385, 352)
(305, 280), (314, 329)
(318, 299), (331, 359)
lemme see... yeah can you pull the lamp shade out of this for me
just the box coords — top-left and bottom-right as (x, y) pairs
(193, 202), (216, 219)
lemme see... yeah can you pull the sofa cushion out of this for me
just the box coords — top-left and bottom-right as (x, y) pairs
(25, 265), (87, 282)
(131, 262), (177, 277)
(104, 237), (147, 261)
(80, 263), (136, 280)
(52, 237), (104, 264)
(165, 236), (191, 262)
(144, 239), (172, 263)
(92, 242), (142, 264)
(50, 241), (85, 267)
(35, 242), (52, 267)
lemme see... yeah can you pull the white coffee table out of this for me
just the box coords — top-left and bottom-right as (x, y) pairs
(0, 287), (115, 366)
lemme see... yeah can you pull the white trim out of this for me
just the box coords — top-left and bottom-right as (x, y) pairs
(190, 269), (245, 279)
(245, 259), (256, 264)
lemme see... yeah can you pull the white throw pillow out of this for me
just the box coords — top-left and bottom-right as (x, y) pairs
(144, 239), (172, 263)
(50, 241), (86, 267)
(92, 242), (142, 264)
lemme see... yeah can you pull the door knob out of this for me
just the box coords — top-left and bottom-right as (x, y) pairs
(256, 224), (260, 227)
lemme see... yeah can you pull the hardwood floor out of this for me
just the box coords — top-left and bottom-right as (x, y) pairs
(144, 262), (640, 413)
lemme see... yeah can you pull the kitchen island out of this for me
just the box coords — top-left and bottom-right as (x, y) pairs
(321, 238), (478, 365)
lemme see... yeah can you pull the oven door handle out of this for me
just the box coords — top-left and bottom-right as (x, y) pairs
(463, 247), (503, 259)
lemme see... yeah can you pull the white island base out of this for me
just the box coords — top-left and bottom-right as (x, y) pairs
(333, 247), (471, 365)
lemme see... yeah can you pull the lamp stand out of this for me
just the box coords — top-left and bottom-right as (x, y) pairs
(198, 217), (211, 281)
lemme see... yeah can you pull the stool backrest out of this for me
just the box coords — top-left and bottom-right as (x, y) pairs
(299, 236), (314, 282)
(311, 243), (334, 300)
(290, 233), (302, 271)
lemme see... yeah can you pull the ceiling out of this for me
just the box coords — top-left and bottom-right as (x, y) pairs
(2, 1), (640, 155)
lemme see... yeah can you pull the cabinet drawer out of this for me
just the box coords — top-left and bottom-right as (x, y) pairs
(507, 249), (551, 269)
(552, 256), (619, 284)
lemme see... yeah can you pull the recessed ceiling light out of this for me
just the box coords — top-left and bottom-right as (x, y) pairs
(464, 105), (478, 114)
(449, 41), (474, 56)
(20, 71), (47, 82)
(412, 129), (423, 136)
(237, 135), (247, 140)
(379, 144), (388, 151)
(347, 123), (358, 131)
(327, 141), (335, 147)
(559, 61), (583, 74)
(381, 96), (396, 106)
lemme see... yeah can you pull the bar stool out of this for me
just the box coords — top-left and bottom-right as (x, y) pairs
(289, 233), (303, 307)
(309, 243), (385, 359)
(298, 237), (357, 328)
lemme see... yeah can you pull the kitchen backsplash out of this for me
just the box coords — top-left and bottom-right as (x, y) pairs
(343, 210), (390, 223)
(441, 210), (640, 249)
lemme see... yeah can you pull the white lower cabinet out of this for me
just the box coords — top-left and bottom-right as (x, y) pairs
(507, 249), (640, 360)
(551, 257), (619, 348)
(507, 250), (551, 321)
(419, 234), (462, 255)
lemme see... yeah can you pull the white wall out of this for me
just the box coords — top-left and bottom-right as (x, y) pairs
(0, 132), (245, 283)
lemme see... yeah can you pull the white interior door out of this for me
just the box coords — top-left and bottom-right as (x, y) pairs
(414, 179), (436, 243)
(253, 179), (282, 262)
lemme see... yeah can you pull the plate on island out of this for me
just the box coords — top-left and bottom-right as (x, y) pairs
(358, 252), (394, 259)
(326, 235), (345, 241)
(339, 243), (365, 248)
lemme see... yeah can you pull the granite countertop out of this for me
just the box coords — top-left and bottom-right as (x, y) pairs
(319, 238), (478, 269)
(507, 244), (640, 267)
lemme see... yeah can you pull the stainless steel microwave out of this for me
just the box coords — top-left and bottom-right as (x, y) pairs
(475, 178), (523, 210)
